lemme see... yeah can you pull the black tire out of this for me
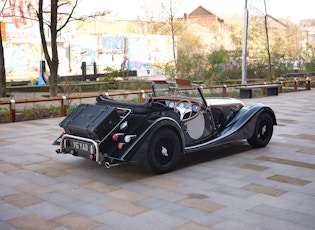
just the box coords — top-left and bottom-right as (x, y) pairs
(146, 128), (181, 174)
(247, 113), (274, 148)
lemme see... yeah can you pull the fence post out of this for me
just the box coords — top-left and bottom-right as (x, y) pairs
(305, 78), (311, 90)
(294, 79), (298, 92)
(140, 90), (145, 103)
(9, 99), (16, 122)
(222, 85), (227, 97)
(61, 96), (67, 116)
(278, 82), (283, 94)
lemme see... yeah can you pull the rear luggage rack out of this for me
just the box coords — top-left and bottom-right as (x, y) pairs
(58, 107), (131, 164)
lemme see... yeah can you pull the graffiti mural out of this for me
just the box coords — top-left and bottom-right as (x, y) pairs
(127, 37), (149, 70)
(69, 35), (98, 75)
(0, 0), (175, 81)
(1, 0), (36, 29)
(100, 36), (126, 71)
(147, 35), (174, 69)
(4, 42), (41, 80)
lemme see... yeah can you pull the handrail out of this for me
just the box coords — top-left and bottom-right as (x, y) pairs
(0, 78), (312, 122)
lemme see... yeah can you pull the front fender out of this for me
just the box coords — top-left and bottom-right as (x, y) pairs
(222, 104), (276, 139)
(185, 103), (276, 153)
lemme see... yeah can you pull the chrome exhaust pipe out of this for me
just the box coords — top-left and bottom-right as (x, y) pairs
(105, 162), (120, 168)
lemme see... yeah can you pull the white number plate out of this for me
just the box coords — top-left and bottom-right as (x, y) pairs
(72, 141), (89, 152)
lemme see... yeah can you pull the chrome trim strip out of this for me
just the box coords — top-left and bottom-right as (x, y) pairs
(60, 134), (101, 163)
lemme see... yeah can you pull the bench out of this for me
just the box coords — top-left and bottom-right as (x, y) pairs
(237, 84), (280, 98)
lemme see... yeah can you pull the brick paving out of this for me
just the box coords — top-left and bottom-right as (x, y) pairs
(0, 90), (315, 230)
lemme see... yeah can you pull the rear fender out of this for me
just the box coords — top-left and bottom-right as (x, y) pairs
(125, 117), (185, 162)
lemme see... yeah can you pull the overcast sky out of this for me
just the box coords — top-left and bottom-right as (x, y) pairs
(80, 0), (315, 24)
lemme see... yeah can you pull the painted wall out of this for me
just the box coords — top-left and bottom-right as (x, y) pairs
(0, 0), (174, 81)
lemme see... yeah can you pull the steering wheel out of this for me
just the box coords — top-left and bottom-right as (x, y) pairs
(174, 99), (193, 121)
(151, 100), (168, 109)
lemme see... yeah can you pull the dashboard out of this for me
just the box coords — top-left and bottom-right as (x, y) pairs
(163, 100), (201, 113)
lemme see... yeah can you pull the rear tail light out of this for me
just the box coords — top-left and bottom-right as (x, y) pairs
(114, 133), (136, 149)
(118, 143), (124, 149)
(112, 133), (124, 141)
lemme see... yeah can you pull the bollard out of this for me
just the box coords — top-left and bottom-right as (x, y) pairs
(81, 62), (87, 81)
(10, 99), (16, 122)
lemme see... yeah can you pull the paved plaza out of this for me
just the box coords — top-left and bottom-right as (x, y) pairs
(0, 90), (315, 230)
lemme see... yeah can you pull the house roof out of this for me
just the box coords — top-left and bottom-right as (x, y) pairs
(188, 5), (224, 22)
(267, 15), (288, 28)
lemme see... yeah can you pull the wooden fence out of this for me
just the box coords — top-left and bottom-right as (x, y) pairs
(0, 79), (312, 123)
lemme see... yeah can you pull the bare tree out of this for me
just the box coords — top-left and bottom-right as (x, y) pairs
(160, 0), (185, 76)
(0, 0), (8, 97)
(1, 0), (79, 97)
(37, 0), (79, 97)
(0, 24), (6, 97)
(177, 28), (209, 80)
(137, 0), (163, 34)
(6, 0), (107, 97)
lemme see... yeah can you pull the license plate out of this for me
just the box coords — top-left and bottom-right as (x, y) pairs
(72, 141), (90, 152)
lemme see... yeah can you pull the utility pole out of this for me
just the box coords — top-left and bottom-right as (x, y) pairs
(242, 0), (248, 84)
(264, 0), (272, 81)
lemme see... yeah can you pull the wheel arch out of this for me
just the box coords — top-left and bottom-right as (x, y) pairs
(216, 104), (276, 142)
(144, 121), (185, 156)
(262, 107), (277, 126)
(127, 118), (185, 162)
(247, 109), (275, 147)
(240, 106), (277, 140)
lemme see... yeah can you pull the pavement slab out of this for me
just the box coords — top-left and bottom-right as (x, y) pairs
(1, 90), (315, 229)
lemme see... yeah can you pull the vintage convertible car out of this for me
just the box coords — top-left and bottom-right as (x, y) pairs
(54, 81), (277, 174)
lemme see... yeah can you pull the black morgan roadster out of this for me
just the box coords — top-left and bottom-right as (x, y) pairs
(54, 81), (277, 174)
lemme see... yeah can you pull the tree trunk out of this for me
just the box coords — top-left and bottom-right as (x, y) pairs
(49, 0), (59, 97)
(49, 61), (58, 96)
(38, 0), (59, 97)
(0, 22), (6, 97)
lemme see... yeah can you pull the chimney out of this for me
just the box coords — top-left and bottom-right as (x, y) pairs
(184, 13), (187, 21)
